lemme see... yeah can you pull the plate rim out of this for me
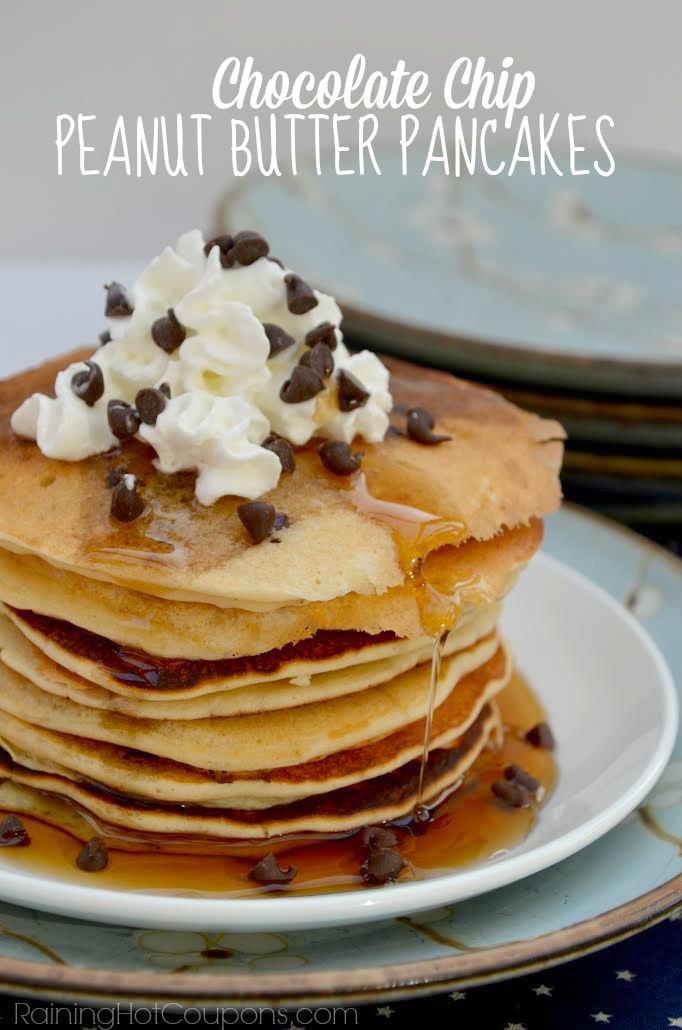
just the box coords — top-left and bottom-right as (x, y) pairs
(0, 506), (679, 1002)
(0, 549), (676, 934)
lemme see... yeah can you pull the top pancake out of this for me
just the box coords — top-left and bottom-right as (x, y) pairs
(0, 351), (564, 607)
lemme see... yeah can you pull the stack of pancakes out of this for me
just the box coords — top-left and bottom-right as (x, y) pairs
(0, 352), (563, 847)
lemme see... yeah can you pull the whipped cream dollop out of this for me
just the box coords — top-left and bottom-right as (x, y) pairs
(12, 230), (393, 503)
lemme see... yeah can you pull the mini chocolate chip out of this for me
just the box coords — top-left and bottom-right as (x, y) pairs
(237, 501), (276, 544)
(204, 234), (235, 268)
(111, 475), (145, 523)
(263, 323), (295, 358)
(505, 764), (541, 794)
(360, 847), (405, 885)
(98, 329), (112, 346)
(76, 836), (109, 872)
(318, 440), (362, 476)
(300, 342), (334, 379)
(492, 779), (531, 808)
(151, 308), (186, 353)
(248, 852), (297, 884)
(406, 407), (451, 445)
(361, 825), (398, 850)
(0, 814), (30, 847)
(284, 273), (318, 315)
(526, 722), (556, 751)
(135, 387), (167, 426)
(273, 512), (290, 532)
(262, 436), (295, 474)
(305, 321), (337, 351)
(107, 400), (141, 441)
(231, 230), (269, 265)
(104, 281), (133, 317)
(337, 369), (369, 412)
(71, 360), (105, 407)
(159, 382), (171, 399)
(280, 365), (325, 404)
(106, 465), (127, 489)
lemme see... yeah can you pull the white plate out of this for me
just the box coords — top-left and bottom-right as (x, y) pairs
(0, 552), (676, 932)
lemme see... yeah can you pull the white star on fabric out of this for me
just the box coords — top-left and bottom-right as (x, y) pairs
(533, 984), (553, 996)
(592, 1015), (612, 1024)
(449, 991), (467, 1001)
(616, 969), (636, 982)
(668, 1019), (682, 1027)
(376, 1008), (395, 1019)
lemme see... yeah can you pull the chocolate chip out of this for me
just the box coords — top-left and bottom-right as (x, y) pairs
(360, 847), (405, 885)
(204, 234), (235, 268)
(300, 342), (334, 379)
(248, 852), (297, 884)
(237, 501), (277, 544)
(263, 436), (295, 474)
(106, 465), (127, 489)
(151, 308), (186, 353)
(71, 360), (105, 407)
(107, 400), (141, 441)
(284, 273), (318, 315)
(406, 407), (451, 445)
(337, 369), (369, 412)
(273, 512), (290, 531)
(111, 475), (145, 523)
(526, 722), (556, 751)
(280, 365), (324, 404)
(361, 825), (398, 850)
(135, 388), (167, 426)
(263, 323), (295, 359)
(76, 836), (109, 872)
(318, 440), (362, 476)
(492, 779), (531, 808)
(305, 321), (337, 351)
(98, 329), (112, 346)
(505, 764), (541, 795)
(0, 814), (30, 847)
(159, 382), (171, 399)
(230, 230), (269, 266)
(104, 282), (133, 317)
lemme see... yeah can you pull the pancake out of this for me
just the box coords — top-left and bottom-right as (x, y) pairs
(0, 635), (501, 772)
(0, 352), (564, 608)
(0, 520), (540, 659)
(0, 645), (510, 808)
(0, 604), (500, 715)
(0, 702), (501, 839)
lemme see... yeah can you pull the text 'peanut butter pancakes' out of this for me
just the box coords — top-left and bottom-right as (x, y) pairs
(0, 229), (563, 891)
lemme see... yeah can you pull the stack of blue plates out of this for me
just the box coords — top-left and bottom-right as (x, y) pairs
(216, 148), (682, 536)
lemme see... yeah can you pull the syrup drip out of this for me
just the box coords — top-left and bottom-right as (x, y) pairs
(0, 673), (556, 896)
(348, 473), (467, 815)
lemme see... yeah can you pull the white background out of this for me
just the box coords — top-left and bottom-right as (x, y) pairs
(1, 0), (680, 260)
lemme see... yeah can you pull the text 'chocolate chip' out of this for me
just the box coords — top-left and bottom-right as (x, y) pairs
(71, 361), (105, 407)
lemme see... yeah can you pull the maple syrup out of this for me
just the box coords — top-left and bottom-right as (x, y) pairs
(0, 672), (556, 896)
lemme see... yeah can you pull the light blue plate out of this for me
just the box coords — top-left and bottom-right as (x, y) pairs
(219, 150), (682, 396)
(0, 506), (679, 1005)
